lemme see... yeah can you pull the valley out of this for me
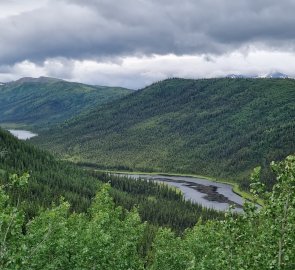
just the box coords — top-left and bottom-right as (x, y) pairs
(2, 1), (295, 267)
(1, 76), (294, 269)
(2, 77), (294, 203)
(0, 127), (221, 231)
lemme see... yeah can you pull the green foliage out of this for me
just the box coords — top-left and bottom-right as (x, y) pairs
(150, 228), (194, 270)
(0, 173), (28, 269)
(0, 177), (145, 269)
(35, 78), (295, 187)
(1, 156), (295, 269)
(0, 77), (132, 129)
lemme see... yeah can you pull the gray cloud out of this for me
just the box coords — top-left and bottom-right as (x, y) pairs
(1, 0), (295, 65)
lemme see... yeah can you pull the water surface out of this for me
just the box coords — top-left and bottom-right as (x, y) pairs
(116, 173), (247, 212)
(8, 129), (38, 140)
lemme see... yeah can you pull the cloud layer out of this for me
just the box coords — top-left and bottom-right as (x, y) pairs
(0, 0), (294, 87)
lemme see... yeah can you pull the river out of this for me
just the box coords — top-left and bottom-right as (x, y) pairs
(114, 173), (249, 212)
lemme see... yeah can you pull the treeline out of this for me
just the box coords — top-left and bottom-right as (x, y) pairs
(0, 128), (222, 231)
(1, 156), (294, 269)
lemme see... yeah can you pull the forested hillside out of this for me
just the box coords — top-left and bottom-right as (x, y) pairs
(0, 76), (132, 129)
(0, 128), (220, 230)
(0, 127), (100, 216)
(34, 78), (295, 186)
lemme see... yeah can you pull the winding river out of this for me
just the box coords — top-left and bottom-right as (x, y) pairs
(115, 173), (249, 212)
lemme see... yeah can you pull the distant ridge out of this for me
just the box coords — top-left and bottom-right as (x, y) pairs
(226, 74), (250, 79)
(265, 72), (289, 79)
(0, 77), (132, 128)
(11, 76), (64, 84)
(225, 72), (291, 79)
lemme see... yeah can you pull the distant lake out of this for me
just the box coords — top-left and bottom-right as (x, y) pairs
(8, 129), (38, 140)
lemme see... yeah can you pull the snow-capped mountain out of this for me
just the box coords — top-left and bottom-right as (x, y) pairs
(266, 72), (289, 79)
(226, 74), (245, 79)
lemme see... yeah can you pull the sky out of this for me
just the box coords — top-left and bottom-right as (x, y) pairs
(0, 0), (295, 89)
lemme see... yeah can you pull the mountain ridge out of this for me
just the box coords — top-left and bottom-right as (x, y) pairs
(33, 78), (295, 186)
(10, 76), (64, 84)
(226, 72), (290, 79)
(0, 77), (133, 128)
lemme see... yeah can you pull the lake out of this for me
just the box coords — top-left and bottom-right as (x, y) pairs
(8, 129), (38, 140)
(114, 173), (250, 212)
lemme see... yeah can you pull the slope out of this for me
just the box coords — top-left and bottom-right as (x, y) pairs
(0, 76), (132, 129)
(0, 127), (101, 216)
(34, 78), (295, 185)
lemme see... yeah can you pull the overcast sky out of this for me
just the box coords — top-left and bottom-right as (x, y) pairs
(1, 0), (295, 88)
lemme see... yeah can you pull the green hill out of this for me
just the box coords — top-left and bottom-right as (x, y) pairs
(0, 76), (132, 129)
(34, 78), (295, 185)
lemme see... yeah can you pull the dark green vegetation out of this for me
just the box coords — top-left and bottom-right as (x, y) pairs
(34, 78), (295, 188)
(1, 156), (295, 269)
(96, 172), (221, 230)
(0, 127), (99, 217)
(0, 128), (221, 231)
(0, 76), (132, 129)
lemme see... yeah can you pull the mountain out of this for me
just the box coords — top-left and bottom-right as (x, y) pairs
(226, 73), (291, 79)
(266, 72), (289, 79)
(33, 78), (295, 185)
(0, 76), (132, 129)
(226, 74), (249, 79)
(12, 76), (63, 84)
